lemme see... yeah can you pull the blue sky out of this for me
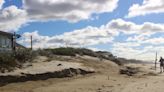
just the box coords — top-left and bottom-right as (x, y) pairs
(1, 0), (164, 61)
(3, 0), (154, 35)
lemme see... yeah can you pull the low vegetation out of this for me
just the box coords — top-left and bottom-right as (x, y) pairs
(40, 47), (123, 65)
(0, 53), (16, 72)
(0, 47), (144, 73)
(44, 47), (97, 57)
(0, 49), (34, 73)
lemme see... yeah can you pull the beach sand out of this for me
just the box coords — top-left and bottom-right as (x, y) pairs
(0, 57), (164, 92)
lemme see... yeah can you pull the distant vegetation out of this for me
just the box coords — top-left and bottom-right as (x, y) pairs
(45, 47), (98, 57)
(36, 47), (124, 65)
(0, 47), (144, 73)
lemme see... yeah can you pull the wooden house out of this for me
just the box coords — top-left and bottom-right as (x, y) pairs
(0, 31), (22, 52)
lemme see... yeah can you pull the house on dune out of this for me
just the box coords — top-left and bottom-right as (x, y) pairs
(0, 31), (25, 52)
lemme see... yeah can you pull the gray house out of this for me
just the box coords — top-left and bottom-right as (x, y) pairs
(0, 31), (22, 52)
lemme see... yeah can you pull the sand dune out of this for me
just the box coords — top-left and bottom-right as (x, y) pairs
(0, 56), (164, 92)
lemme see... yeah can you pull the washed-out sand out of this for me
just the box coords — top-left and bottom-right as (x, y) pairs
(0, 56), (164, 92)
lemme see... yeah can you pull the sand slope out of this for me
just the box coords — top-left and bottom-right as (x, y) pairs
(1, 56), (164, 92)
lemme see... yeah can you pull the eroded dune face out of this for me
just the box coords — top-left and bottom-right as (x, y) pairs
(0, 55), (121, 90)
(0, 55), (119, 76)
(0, 56), (97, 86)
(1, 56), (161, 92)
(0, 55), (120, 76)
(0, 56), (93, 76)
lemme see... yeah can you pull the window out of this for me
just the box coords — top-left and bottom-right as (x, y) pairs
(0, 35), (11, 48)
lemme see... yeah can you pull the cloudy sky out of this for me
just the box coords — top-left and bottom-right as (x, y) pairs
(0, 0), (164, 61)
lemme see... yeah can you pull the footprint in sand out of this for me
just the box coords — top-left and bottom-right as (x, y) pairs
(102, 85), (114, 88)
(145, 83), (148, 87)
(96, 88), (102, 92)
(117, 84), (121, 86)
(153, 81), (158, 84)
(106, 90), (113, 92)
(137, 87), (143, 90)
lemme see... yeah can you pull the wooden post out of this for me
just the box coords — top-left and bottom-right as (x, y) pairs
(31, 35), (33, 50)
(155, 52), (157, 70)
(12, 32), (16, 51)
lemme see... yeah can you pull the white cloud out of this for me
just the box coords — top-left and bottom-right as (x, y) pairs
(143, 37), (164, 45)
(0, 5), (27, 32)
(127, 33), (152, 42)
(18, 24), (119, 48)
(17, 18), (164, 61)
(19, 31), (51, 49)
(107, 19), (164, 34)
(0, 0), (119, 32)
(19, 19), (164, 48)
(113, 42), (141, 47)
(112, 42), (144, 59)
(127, 0), (164, 18)
(128, 35), (164, 45)
(87, 47), (106, 52)
(1, 0), (164, 61)
(111, 42), (164, 61)
(0, 0), (5, 9)
(23, 0), (119, 22)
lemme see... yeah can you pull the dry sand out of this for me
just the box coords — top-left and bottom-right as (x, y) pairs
(0, 56), (164, 92)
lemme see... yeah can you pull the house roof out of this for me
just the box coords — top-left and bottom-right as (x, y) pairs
(0, 31), (21, 38)
(16, 43), (26, 48)
(0, 31), (13, 37)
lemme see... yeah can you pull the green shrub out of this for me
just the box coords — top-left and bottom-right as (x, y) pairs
(0, 49), (36, 72)
(35, 49), (53, 57)
(0, 53), (17, 72)
(46, 47), (76, 56)
(76, 48), (98, 57)
(14, 49), (34, 63)
(43, 47), (99, 57)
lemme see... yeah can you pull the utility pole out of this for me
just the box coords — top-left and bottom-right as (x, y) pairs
(155, 52), (157, 70)
(31, 35), (33, 50)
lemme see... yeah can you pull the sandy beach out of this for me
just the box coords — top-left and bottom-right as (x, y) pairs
(1, 74), (164, 92)
(1, 0), (164, 91)
(0, 58), (164, 92)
